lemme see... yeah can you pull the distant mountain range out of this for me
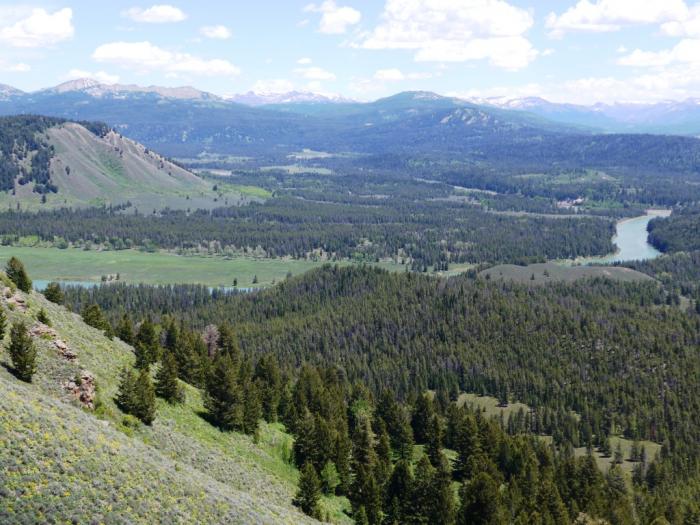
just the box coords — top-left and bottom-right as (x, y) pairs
(2, 80), (700, 175)
(4, 79), (700, 136)
(468, 96), (700, 135)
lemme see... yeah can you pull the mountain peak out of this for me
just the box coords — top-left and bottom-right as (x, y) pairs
(41, 79), (219, 101)
(0, 83), (25, 100)
(226, 90), (354, 106)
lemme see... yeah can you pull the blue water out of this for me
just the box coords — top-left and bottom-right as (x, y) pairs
(578, 210), (671, 265)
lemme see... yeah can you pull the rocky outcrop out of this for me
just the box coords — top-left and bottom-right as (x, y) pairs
(63, 371), (96, 409)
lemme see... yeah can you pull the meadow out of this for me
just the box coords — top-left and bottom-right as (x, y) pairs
(0, 246), (330, 287)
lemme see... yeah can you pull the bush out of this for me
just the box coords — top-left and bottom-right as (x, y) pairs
(43, 282), (64, 304)
(5, 257), (31, 292)
(37, 308), (51, 326)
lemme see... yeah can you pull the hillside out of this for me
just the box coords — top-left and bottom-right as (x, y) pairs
(0, 115), (257, 211)
(0, 273), (343, 524)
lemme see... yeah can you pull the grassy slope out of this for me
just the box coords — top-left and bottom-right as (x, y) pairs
(480, 262), (653, 284)
(458, 393), (660, 476)
(0, 246), (406, 288)
(0, 280), (349, 524)
(0, 123), (265, 212)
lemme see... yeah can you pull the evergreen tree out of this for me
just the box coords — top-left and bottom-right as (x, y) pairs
(5, 256), (31, 292)
(116, 366), (156, 425)
(42, 282), (64, 304)
(218, 322), (241, 360)
(408, 454), (437, 523)
(351, 418), (382, 525)
(242, 380), (262, 436)
(0, 307), (6, 340)
(429, 453), (456, 525)
(254, 354), (282, 422)
(204, 353), (242, 430)
(134, 317), (159, 369)
(116, 366), (137, 412)
(81, 303), (113, 338)
(293, 461), (322, 519)
(426, 413), (444, 467)
(155, 351), (184, 403)
(320, 461), (340, 495)
(412, 393), (435, 444)
(37, 308), (50, 326)
(132, 368), (156, 425)
(116, 313), (135, 345)
(384, 459), (413, 525)
(458, 472), (506, 525)
(8, 321), (36, 382)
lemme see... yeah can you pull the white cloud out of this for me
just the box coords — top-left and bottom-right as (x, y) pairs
(618, 38), (700, 67)
(297, 57), (313, 65)
(545, 0), (688, 37)
(0, 61), (30, 73)
(0, 7), (73, 48)
(304, 1), (361, 34)
(200, 25), (231, 39)
(251, 78), (295, 93)
(123, 5), (186, 23)
(374, 68), (404, 81)
(92, 41), (240, 76)
(661, 4), (700, 36)
(65, 69), (120, 84)
(359, 0), (537, 70)
(294, 65), (336, 80)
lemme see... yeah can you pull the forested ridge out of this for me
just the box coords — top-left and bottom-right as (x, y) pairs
(0, 200), (615, 266)
(60, 264), (700, 523)
(648, 207), (700, 253)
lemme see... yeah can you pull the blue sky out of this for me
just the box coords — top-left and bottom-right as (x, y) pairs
(2, 0), (700, 104)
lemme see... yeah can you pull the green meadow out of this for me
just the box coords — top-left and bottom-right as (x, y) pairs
(0, 246), (329, 288)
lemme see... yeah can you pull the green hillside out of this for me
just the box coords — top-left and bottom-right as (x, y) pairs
(0, 116), (261, 211)
(0, 273), (346, 524)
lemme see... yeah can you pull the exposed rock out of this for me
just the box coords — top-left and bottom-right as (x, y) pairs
(63, 371), (96, 409)
(7, 293), (28, 312)
(54, 339), (77, 360)
(30, 322), (58, 338)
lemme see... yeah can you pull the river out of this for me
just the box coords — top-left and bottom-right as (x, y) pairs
(577, 209), (672, 265)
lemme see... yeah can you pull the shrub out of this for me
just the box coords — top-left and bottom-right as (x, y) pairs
(37, 308), (51, 326)
(43, 282), (64, 304)
(5, 257), (31, 292)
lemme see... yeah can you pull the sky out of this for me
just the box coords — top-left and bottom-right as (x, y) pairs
(3, 0), (700, 104)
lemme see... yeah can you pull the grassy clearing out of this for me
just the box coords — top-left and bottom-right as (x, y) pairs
(0, 281), (348, 523)
(457, 393), (659, 476)
(0, 246), (329, 288)
(480, 262), (653, 284)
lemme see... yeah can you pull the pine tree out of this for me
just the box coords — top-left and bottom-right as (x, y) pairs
(204, 353), (242, 430)
(458, 472), (506, 525)
(134, 317), (159, 369)
(42, 282), (64, 304)
(320, 461), (340, 495)
(132, 368), (156, 425)
(5, 256), (31, 292)
(116, 366), (156, 425)
(8, 321), (36, 382)
(425, 413), (444, 467)
(350, 418), (382, 525)
(155, 351), (184, 403)
(429, 453), (456, 525)
(0, 308), (6, 340)
(385, 459), (413, 524)
(116, 366), (137, 413)
(293, 461), (322, 519)
(242, 380), (262, 435)
(81, 303), (113, 338)
(412, 393), (435, 443)
(116, 313), (135, 345)
(218, 322), (241, 361)
(37, 308), (50, 326)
